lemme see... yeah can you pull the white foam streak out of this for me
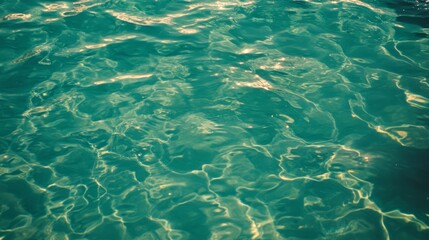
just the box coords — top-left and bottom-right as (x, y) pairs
(106, 10), (173, 26)
(235, 75), (273, 90)
(94, 74), (153, 85)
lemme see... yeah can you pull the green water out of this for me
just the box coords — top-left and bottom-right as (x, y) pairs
(1, 0), (429, 239)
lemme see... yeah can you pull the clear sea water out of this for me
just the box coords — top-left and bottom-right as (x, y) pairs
(1, 0), (429, 239)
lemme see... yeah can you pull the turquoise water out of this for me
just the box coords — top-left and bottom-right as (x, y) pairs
(1, 0), (429, 239)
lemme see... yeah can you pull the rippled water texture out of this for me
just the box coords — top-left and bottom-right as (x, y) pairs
(1, 0), (429, 239)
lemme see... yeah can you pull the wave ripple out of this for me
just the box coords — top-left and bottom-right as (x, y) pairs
(1, 0), (429, 239)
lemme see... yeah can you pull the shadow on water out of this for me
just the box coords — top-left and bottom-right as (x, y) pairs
(351, 129), (429, 228)
(370, 2), (429, 233)
(382, 0), (429, 29)
(369, 144), (429, 222)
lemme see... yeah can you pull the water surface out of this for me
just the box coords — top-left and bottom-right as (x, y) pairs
(1, 0), (429, 239)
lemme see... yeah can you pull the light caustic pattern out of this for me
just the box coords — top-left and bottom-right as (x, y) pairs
(1, 0), (429, 239)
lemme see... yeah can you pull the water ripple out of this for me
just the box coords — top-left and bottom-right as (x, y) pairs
(1, 0), (429, 239)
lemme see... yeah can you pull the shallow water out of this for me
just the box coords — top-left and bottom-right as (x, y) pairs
(1, 0), (429, 239)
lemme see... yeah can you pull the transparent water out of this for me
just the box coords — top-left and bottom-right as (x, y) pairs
(1, 0), (429, 239)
